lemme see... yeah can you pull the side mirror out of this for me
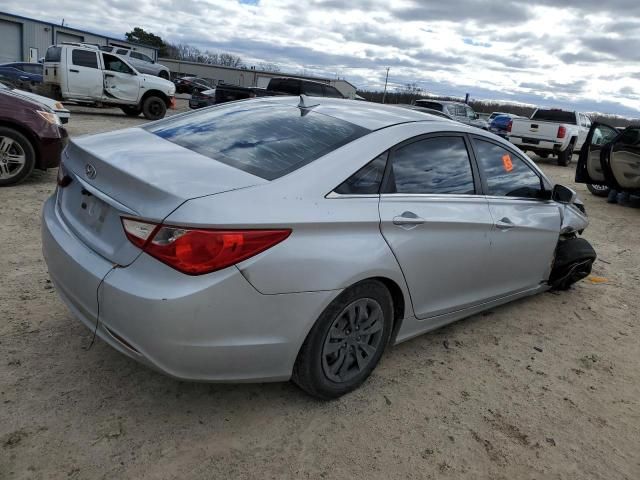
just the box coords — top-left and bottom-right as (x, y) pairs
(552, 184), (577, 203)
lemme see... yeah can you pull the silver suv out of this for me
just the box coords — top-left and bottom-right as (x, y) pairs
(100, 46), (170, 79)
(414, 99), (489, 130)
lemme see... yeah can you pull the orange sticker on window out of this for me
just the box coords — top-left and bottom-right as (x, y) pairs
(502, 154), (513, 172)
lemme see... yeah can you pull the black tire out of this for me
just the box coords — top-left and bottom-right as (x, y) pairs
(142, 96), (167, 120)
(120, 105), (142, 117)
(538, 153), (549, 159)
(158, 70), (169, 80)
(549, 238), (596, 290)
(0, 127), (36, 187)
(587, 183), (610, 197)
(292, 280), (393, 399)
(557, 142), (574, 166)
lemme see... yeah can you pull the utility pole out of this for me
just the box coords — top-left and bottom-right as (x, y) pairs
(382, 67), (390, 104)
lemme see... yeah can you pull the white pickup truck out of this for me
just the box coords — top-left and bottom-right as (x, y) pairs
(42, 43), (175, 120)
(508, 109), (591, 166)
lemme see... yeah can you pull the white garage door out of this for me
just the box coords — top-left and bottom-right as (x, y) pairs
(0, 19), (22, 63)
(57, 31), (84, 44)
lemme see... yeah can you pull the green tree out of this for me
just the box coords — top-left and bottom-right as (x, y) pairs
(125, 27), (168, 56)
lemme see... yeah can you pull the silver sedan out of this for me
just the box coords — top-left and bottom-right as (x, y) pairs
(42, 96), (596, 398)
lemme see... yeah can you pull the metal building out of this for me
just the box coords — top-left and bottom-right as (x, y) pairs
(160, 58), (358, 99)
(0, 11), (158, 64)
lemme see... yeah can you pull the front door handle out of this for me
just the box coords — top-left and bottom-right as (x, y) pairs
(495, 217), (515, 230)
(69, 69), (79, 73)
(393, 211), (425, 226)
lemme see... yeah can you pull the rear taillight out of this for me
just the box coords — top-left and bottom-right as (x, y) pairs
(56, 160), (72, 187)
(557, 126), (566, 139)
(507, 120), (513, 133)
(121, 218), (290, 275)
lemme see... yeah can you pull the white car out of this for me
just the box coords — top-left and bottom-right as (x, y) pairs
(0, 81), (70, 124)
(99, 46), (170, 79)
(508, 109), (591, 166)
(43, 43), (175, 120)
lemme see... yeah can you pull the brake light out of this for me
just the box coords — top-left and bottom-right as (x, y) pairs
(507, 120), (513, 133)
(56, 160), (72, 187)
(121, 218), (291, 275)
(557, 126), (566, 139)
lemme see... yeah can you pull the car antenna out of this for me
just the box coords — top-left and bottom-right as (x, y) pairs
(298, 94), (320, 110)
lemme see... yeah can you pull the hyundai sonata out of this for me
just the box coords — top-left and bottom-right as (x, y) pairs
(42, 96), (595, 398)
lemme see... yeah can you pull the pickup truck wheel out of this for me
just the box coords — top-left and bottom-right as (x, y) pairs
(0, 127), (36, 187)
(121, 106), (142, 117)
(587, 183), (611, 197)
(142, 96), (167, 120)
(557, 144), (574, 167)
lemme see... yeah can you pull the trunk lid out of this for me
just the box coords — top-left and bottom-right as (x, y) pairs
(510, 118), (563, 142)
(58, 127), (264, 265)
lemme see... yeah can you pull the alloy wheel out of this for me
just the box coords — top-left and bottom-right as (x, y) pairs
(321, 298), (385, 382)
(0, 136), (26, 180)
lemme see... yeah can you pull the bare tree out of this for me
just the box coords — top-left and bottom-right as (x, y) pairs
(258, 62), (281, 73)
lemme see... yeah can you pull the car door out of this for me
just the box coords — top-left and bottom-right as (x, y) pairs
(607, 126), (640, 191)
(575, 122), (619, 186)
(101, 53), (140, 102)
(470, 136), (561, 297)
(67, 48), (103, 98)
(378, 134), (495, 319)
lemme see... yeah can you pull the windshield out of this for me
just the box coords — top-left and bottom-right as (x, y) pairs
(146, 102), (370, 180)
(532, 110), (576, 124)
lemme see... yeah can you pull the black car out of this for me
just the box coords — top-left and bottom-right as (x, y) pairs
(174, 77), (213, 94)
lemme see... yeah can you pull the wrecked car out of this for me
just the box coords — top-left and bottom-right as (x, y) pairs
(576, 122), (640, 199)
(42, 96), (596, 399)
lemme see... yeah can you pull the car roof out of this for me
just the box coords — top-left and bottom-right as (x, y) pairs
(416, 99), (467, 107)
(252, 96), (447, 130)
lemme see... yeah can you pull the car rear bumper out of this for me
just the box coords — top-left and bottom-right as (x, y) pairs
(42, 195), (339, 382)
(509, 136), (563, 152)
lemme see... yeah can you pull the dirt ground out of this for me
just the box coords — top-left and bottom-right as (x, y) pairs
(1, 100), (639, 480)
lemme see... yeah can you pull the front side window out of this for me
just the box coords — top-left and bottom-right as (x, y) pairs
(334, 152), (387, 195)
(131, 52), (152, 62)
(72, 49), (98, 69)
(116, 49), (129, 55)
(473, 139), (543, 198)
(591, 125), (618, 146)
(385, 136), (475, 195)
(147, 103), (370, 180)
(269, 80), (299, 95)
(102, 53), (134, 74)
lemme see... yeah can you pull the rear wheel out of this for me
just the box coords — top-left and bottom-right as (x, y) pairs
(292, 280), (393, 399)
(142, 96), (167, 120)
(557, 142), (574, 166)
(587, 183), (610, 197)
(120, 105), (142, 117)
(0, 127), (36, 186)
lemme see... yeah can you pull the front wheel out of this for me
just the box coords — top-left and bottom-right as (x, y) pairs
(142, 96), (167, 120)
(0, 127), (36, 186)
(587, 183), (610, 197)
(292, 280), (393, 399)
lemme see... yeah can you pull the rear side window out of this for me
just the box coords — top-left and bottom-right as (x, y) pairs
(531, 110), (576, 124)
(72, 49), (98, 69)
(269, 79), (300, 95)
(147, 103), (370, 180)
(334, 152), (387, 194)
(131, 52), (152, 62)
(324, 86), (344, 98)
(303, 82), (324, 96)
(45, 46), (62, 62)
(385, 136), (475, 195)
(473, 139), (543, 198)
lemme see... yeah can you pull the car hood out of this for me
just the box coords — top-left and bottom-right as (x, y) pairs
(10, 88), (69, 113)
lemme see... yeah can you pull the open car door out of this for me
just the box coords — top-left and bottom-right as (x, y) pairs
(101, 53), (139, 102)
(605, 126), (640, 193)
(575, 122), (619, 187)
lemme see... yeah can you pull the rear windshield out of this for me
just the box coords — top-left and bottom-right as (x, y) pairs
(414, 101), (443, 112)
(146, 102), (369, 180)
(45, 46), (62, 62)
(531, 110), (576, 124)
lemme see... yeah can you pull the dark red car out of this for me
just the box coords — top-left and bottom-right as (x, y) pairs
(0, 88), (67, 186)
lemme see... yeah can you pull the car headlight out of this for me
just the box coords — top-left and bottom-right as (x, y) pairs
(37, 110), (61, 126)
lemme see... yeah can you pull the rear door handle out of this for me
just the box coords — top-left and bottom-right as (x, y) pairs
(104, 73), (115, 78)
(393, 211), (425, 226)
(495, 217), (515, 230)
(69, 69), (79, 73)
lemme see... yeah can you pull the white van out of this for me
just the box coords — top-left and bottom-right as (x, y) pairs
(43, 43), (175, 120)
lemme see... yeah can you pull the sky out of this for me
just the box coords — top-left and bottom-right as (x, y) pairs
(4, 0), (640, 116)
